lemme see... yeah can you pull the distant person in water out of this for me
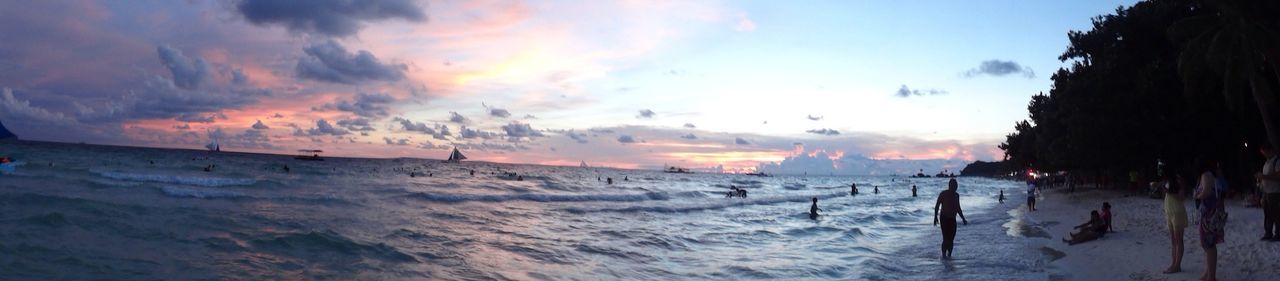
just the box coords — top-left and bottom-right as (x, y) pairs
(874, 186), (879, 194)
(934, 178), (967, 259)
(809, 197), (821, 220)
(624, 176), (629, 181)
(607, 177), (613, 185)
(470, 170), (475, 176)
(912, 185), (918, 197)
(283, 165), (290, 173)
(998, 190), (1005, 204)
(851, 182), (859, 195)
(516, 175), (523, 181)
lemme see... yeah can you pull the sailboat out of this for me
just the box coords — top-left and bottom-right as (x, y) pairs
(445, 147), (467, 163)
(205, 138), (220, 152)
(580, 161), (589, 168)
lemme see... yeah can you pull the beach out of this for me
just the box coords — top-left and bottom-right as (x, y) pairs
(1024, 186), (1280, 281)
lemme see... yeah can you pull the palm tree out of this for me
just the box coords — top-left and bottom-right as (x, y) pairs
(1170, 0), (1280, 149)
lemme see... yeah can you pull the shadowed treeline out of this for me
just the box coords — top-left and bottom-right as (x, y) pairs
(1000, 0), (1280, 189)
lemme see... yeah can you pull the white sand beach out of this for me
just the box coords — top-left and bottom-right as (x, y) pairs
(1018, 187), (1280, 281)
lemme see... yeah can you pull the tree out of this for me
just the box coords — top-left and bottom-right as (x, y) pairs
(1170, 0), (1280, 149)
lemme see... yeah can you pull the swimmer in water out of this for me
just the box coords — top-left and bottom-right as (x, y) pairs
(809, 197), (821, 220)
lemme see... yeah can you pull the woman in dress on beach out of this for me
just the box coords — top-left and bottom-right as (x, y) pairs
(1196, 158), (1225, 281)
(1162, 169), (1187, 274)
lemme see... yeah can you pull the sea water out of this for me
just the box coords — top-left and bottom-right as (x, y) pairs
(0, 141), (1056, 280)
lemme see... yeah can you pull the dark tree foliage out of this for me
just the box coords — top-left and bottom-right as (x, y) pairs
(999, 0), (1279, 189)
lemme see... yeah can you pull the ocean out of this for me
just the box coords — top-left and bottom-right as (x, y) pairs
(0, 141), (1058, 280)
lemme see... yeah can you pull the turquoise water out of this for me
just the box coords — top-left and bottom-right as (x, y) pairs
(0, 140), (1050, 280)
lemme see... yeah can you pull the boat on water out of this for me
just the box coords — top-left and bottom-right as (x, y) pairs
(294, 149), (324, 161)
(743, 172), (771, 177)
(444, 147), (466, 163)
(205, 139), (220, 152)
(664, 166), (693, 174)
(580, 160), (589, 168)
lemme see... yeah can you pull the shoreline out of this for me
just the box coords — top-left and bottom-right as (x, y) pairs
(1020, 186), (1280, 280)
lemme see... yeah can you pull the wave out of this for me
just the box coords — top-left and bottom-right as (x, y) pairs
(407, 191), (704, 203)
(93, 171), (256, 187)
(249, 231), (417, 263)
(158, 186), (247, 199)
(564, 192), (849, 214)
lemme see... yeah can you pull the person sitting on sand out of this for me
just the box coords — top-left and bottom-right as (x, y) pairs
(1063, 210), (1107, 245)
(809, 197), (821, 220)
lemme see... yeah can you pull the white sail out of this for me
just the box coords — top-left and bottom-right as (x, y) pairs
(580, 161), (589, 168)
(205, 139), (219, 152)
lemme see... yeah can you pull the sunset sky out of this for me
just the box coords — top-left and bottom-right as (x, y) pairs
(0, 0), (1136, 172)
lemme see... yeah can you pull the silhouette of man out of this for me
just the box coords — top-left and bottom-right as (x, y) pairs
(934, 178), (968, 259)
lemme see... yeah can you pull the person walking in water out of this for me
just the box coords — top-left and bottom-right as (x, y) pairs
(934, 178), (968, 259)
(851, 182), (859, 195)
(912, 185), (918, 197)
(809, 197), (821, 220)
(1026, 179), (1038, 211)
(874, 186), (879, 194)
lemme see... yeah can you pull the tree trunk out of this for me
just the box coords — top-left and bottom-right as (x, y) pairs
(1249, 70), (1280, 150)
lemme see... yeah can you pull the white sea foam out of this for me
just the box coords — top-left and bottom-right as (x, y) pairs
(93, 171), (256, 187)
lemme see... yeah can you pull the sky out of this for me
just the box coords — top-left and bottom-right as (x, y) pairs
(0, 0), (1137, 174)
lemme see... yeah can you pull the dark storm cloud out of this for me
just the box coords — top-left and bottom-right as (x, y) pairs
(963, 60), (1035, 78)
(501, 122), (544, 142)
(460, 126), (499, 140)
(636, 109), (655, 119)
(157, 46), (209, 89)
(448, 112), (468, 124)
(235, 0), (426, 37)
(566, 130), (588, 143)
(314, 92), (396, 118)
(251, 119), (270, 130)
(489, 108), (511, 118)
(806, 128), (840, 136)
(894, 85), (948, 98)
(617, 135), (637, 143)
(296, 40), (407, 84)
(335, 117), (375, 131)
(306, 119), (349, 136)
(735, 137), (751, 145)
(175, 112), (228, 123)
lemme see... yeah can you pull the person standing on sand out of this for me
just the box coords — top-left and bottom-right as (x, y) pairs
(1259, 144), (1280, 241)
(1161, 169), (1188, 274)
(934, 178), (968, 259)
(1196, 157), (1225, 281)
